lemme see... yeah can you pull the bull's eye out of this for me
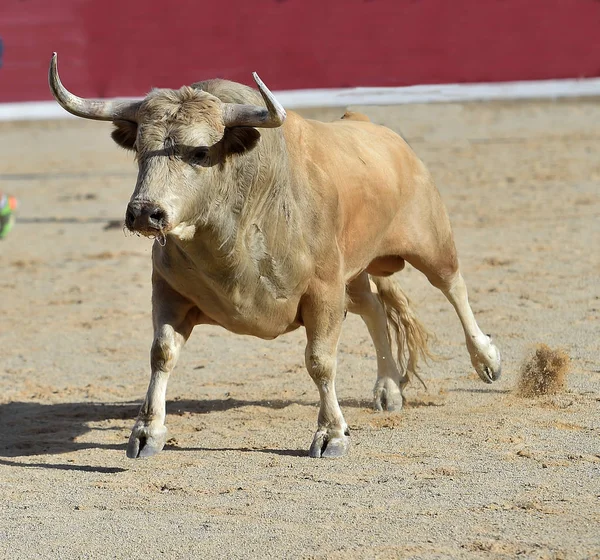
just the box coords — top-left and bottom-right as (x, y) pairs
(190, 147), (209, 165)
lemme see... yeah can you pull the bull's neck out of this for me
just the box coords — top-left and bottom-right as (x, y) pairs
(185, 148), (302, 263)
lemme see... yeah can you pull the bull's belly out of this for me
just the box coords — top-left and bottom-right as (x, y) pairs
(198, 293), (304, 339)
(156, 264), (305, 340)
(365, 255), (406, 277)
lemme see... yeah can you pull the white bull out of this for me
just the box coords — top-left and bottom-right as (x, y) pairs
(49, 53), (501, 458)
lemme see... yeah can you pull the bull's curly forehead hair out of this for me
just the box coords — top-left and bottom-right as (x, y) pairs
(139, 86), (225, 130)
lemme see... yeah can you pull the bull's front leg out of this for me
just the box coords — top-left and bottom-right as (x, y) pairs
(127, 275), (198, 459)
(302, 278), (350, 458)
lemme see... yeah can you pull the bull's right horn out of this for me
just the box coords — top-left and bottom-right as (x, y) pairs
(48, 53), (141, 121)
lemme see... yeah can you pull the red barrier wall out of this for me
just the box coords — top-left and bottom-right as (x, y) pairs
(1, 0), (599, 103)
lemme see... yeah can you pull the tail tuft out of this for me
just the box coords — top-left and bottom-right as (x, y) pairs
(370, 275), (433, 388)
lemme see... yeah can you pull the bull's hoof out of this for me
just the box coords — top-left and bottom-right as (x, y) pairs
(126, 422), (167, 459)
(309, 429), (350, 458)
(472, 338), (502, 384)
(373, 377), (403, 412)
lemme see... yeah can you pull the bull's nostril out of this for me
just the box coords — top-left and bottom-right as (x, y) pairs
(125, 208), (136, 228)
(127, 203), (165, 232)
(149, 209), (166, 227)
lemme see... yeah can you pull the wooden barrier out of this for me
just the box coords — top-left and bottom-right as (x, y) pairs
(0, 0), (599, 102)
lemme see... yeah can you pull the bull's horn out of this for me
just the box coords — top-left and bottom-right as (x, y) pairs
(222, 72), (286, 128)
(48, 53), (141, 121)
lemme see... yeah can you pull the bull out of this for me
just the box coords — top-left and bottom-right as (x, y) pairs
(48, 53), (501, 459)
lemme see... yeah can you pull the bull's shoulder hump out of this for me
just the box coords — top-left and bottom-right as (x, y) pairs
(293, 114), (404, 148)
(340, 110), (371, 122)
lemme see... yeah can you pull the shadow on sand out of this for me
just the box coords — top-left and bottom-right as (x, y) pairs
(0, 396), (351, 461)
(0, 395), (380, 470)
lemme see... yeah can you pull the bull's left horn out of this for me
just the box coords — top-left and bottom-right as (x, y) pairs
(222, 72), (286, 129)
(48, 53), (141, 121)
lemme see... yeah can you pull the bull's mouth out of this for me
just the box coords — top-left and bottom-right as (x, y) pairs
(146, 228), (169, 245)
(151, 230), (169, 246)
(125, 225), (171, 245)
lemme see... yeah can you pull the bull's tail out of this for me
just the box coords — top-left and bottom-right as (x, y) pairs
(370, 275), (433, 389)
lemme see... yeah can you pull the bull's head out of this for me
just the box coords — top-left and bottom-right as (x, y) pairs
(48, 53), (286, 239)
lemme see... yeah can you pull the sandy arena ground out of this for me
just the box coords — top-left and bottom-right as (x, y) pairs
(0, 98), (599, 559)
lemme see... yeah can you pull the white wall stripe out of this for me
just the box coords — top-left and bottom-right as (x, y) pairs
(1, 78), (599, 122)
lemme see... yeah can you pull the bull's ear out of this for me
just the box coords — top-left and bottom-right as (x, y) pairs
(111, 120), (138, 151)
(222, 126), (260, 156)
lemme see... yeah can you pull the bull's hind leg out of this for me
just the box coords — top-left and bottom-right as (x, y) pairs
(407, 248), (501, 383)
(439, 272), (501, 382)
(127, 275), (199, 458)
(302, 277), (350, 458)
(347, 272), (405, 411)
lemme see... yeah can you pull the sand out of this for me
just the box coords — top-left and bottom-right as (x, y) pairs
(0, 98), (598, 559)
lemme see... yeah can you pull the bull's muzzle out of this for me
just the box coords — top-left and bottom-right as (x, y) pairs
(125, 201), (168, 235)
